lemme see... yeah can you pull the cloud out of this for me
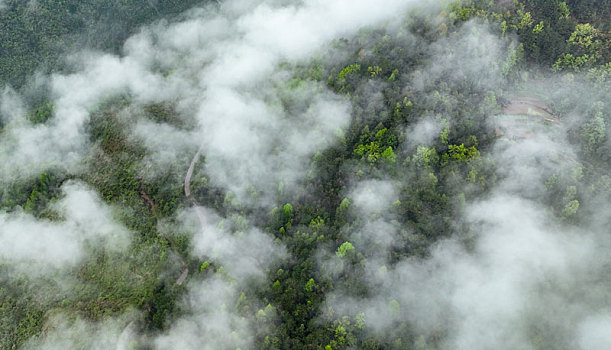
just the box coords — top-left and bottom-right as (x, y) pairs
(577, 314), (611, 350)
(0, 181), (130, 277)
(154, 277), (254, 350)
(406, 118), (444, 148)
(0, 52), (166, 183)
(136, 1), (431, 348)
(0, 86), (25, 125)
(1, 0), (427, 201)
(151, 206), (285, 350)
(22, 310), (140, 350)
(10, 1), (608, 349)
(320, 18), (611, 350)
(327, 187), (610, 349)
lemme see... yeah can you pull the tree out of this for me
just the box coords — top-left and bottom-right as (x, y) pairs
(561, 199), (579, 218)
(553, 23), (603, 71)
(336, 242), (355, 258)
(580, 114), (606, 156)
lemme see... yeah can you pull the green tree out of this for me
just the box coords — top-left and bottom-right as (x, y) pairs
(580, 114), (606, 156)
(336, 242), (355, 258)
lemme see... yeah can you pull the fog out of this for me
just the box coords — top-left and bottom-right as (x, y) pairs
(1, 0), (610, 349)
(320, 22), (611, 350)
(0, 181), (129, 277)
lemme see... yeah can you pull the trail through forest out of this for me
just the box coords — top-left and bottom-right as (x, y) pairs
(185, 149), (207, 229)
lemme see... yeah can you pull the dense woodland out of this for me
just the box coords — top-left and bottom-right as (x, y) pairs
(1, 0), (610, 349)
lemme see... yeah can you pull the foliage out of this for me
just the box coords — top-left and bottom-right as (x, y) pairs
(0, 0), (207, 89)
(336, 242), (355, 258)
(0, 0), (609, 349)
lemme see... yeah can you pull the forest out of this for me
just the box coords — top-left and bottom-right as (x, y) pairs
(0, 0), (610, 349)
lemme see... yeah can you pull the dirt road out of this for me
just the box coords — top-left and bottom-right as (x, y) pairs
(184, 149), (207, 229)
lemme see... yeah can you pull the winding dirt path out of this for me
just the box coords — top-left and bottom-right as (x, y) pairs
(184, 149), (201, 199)
(184, 149), (207, 228)
(168, 149), (207, 286)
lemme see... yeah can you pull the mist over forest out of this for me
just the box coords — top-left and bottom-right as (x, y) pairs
(0, 0), (610, 349)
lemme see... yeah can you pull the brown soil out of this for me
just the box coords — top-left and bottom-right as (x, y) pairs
(501, 96), (559, 124)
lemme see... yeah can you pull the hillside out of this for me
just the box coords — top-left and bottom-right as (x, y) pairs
(0, 0), (610, 349)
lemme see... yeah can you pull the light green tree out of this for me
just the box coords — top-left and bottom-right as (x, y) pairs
(553, 23), (602, 71)
(336, 241), (355, 258)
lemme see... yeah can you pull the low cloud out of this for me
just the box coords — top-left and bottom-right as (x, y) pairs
(321, 19), (611, 350)
(0, 181), (130, 277)
(23, 310), (140, 350)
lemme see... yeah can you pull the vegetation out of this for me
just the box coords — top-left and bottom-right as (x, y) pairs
(0, 0), (206, 88)
(0, 0), (609, 349)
